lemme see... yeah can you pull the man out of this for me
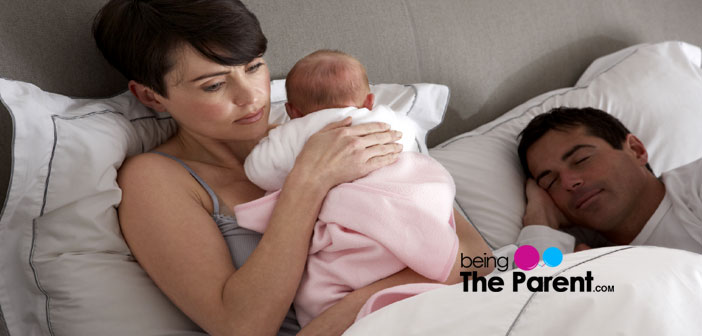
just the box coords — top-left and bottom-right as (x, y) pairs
(515, 107), (702, 254)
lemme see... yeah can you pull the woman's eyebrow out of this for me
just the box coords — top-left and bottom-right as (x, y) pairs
(190, 70), (231, 82)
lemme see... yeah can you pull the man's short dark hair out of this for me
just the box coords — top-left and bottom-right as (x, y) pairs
(93, 0), (267, 97)
(517, 107), (653, 178)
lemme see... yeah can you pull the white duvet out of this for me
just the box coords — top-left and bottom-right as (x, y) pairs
(344, 246), (702, 335)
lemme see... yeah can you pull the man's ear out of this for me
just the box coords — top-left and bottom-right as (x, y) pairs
(128, 80), (167, 112)
(285, 102), (303, 119)
(625, 134), (649, 166)
(362, 93), (375, 110)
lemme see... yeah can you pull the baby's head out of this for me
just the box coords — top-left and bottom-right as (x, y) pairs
(285, 49), (374, 118)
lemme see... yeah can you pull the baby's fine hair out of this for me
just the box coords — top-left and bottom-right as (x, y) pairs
(285, 49), (370, 114)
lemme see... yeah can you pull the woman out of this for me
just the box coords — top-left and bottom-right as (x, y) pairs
(93, 1), (492, 335)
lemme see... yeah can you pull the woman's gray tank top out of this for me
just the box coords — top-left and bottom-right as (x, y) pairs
(151, 151), (300, 335)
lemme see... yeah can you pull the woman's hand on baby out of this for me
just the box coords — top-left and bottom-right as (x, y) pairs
(292, 117), (403, 192)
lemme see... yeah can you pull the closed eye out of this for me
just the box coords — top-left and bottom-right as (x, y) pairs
(575, 156), (590, 164)
(538, 175), (556, 190)
(546, 178), (556, 190)
(246, 62), (264, 73)
(203, 82), (225, 92)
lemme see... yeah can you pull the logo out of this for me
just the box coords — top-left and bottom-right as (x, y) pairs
(514, 245), (563, 271)
(459, 245), (614, 293)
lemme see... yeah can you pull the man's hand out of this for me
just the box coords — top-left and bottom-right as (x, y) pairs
(575, 243), (592, 252)
(523, 179), (569, 229)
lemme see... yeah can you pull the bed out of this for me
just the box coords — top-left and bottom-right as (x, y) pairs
(2, 1), (702, 335)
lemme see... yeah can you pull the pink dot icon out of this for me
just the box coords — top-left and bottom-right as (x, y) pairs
(515, 245), (540, 271)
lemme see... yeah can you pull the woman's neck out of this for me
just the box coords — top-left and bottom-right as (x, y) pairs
(170, 128), (261, 169)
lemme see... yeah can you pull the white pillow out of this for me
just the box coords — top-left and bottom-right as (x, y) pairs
(0, 78), (448, 335)
(430, 41), (702, 249)
(0, 80), (200, 336)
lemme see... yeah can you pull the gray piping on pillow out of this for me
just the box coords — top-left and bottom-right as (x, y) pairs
(404, 84), (419, 118)
(369, 84), (424, 152)
(41, 112), (118, 215)
(130, 115), (173, 122)
(404, 83), (451, 154)
(573, 45), (643, 89)
(454, 199), (496, 250)
(435, 46), (642, 149)
(29, 218), (55, 336)
(414, 137), (423, 154)
(367, 84), (423, 152)
(404, 85), (424, 153)
(504, 246), (635, 335)
(436, 89), (579, 149)
(27, 109), (173, 335)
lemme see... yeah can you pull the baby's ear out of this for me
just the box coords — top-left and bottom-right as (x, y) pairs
(362, 93), (375, 110)
(285, 102), (303, 119)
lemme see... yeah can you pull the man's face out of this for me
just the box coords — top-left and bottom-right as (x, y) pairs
(525, 126), (651, 233)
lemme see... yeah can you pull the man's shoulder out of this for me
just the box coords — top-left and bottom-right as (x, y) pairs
(660, 157), (702, 214)
(662, 157), (702, 180)
(681, 156), (702, 169)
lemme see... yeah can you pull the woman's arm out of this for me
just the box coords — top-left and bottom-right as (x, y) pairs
(118, 118), (402, 336)
(299, 208), (493, 336)
(444, 207), (495, 283)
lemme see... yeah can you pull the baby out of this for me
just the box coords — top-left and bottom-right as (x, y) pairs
(238, 50), (458, 327)
(244, 49), (418, 191)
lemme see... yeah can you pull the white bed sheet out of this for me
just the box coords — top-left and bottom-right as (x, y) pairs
(344, 246), (702, 335)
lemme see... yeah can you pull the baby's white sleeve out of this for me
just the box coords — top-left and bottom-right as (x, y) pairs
(368, 105), (419, 153)
(244, 124), (305, 191)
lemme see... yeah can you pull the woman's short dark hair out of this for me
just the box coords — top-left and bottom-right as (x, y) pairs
(517, 107), (652, 177)
(93, 0), (267, 97)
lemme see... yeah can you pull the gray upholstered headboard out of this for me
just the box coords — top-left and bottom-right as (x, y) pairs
(2, 1), (702, 334)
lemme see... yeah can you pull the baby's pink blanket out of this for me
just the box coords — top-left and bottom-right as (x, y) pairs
(234, 152), (458, 326)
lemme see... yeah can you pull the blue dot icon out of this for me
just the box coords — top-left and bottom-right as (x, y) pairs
(542, 247), (563, 267)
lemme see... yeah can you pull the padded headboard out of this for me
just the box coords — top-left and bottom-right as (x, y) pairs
(2, 1), (702, 333)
